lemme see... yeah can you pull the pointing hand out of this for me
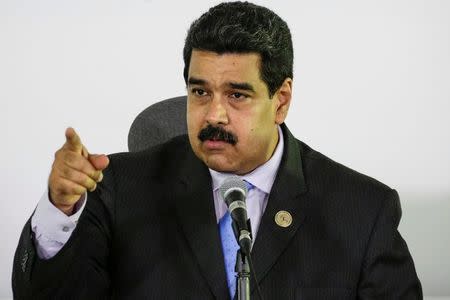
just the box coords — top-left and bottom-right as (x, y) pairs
(48, 128), (109, 215)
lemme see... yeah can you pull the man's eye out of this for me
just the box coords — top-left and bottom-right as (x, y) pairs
(192, 88), (207, 96)
(230, 92), (248, 100)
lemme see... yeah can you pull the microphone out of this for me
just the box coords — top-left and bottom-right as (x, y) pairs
(219, 176), (252, 255)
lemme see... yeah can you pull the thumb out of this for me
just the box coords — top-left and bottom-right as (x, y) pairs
(88, 154), (110, 171)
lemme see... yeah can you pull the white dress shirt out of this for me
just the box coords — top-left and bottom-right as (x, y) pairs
(32, 127), (284, 259)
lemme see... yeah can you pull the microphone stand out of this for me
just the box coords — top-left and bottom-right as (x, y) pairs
(232, 219), (252, 300)
(235, 250), (250, 300)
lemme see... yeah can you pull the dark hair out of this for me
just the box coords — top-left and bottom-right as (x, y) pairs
(183, 1), (293, 98)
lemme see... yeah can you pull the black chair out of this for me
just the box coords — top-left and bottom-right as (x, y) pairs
(128, 96), (187, 152)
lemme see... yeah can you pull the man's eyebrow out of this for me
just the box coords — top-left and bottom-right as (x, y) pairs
(228, 82), (255, 93)
(188, 77), (256, 93)
(188, 77), (207, 86)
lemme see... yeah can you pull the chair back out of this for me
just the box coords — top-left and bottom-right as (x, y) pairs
(128, 96), (187, 152)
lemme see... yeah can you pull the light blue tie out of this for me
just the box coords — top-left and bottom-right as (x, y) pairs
(219, 181), (254, 299)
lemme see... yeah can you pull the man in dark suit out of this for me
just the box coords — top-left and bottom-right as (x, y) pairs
(12, 2), (422, 299)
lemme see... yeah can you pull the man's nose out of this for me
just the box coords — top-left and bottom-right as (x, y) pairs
(205, 96), (228, 126)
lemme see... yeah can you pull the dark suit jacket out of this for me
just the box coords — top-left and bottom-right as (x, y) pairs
(12, 125), (422, 299)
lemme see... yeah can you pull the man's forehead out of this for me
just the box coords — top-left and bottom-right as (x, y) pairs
(188, 49), (263, 87)
(191, 48), (261, 57)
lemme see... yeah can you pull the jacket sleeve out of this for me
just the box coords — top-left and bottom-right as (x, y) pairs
(357, 189), (423, 299)
(12, 159), (116, 300)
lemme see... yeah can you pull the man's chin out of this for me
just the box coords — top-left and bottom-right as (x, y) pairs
(202, 155), (236, 173)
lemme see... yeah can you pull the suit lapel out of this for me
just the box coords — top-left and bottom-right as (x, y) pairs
(250, 124), (308, 292)
(174, 146), (229, 299)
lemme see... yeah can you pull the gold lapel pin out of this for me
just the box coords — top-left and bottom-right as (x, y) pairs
(275, 210), (292, 228)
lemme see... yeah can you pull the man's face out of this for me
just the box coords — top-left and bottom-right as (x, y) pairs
(187, 49), (291, 175)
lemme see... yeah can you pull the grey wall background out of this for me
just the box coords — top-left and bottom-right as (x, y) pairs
(1, 0), (449, 298)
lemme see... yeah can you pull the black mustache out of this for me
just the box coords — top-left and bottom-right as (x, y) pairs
(198, 125), (238, 145)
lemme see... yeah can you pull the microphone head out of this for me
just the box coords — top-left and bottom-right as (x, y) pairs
(219, 176), (248, 202)
(219, 176), (252, 255)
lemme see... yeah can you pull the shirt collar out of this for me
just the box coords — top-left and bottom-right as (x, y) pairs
(209, 126), (284, 194)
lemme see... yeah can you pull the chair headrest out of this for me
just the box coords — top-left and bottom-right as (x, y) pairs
(128, 96), (187, 152)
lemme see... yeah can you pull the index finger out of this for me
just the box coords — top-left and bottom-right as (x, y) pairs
(64, 127), (83, 152)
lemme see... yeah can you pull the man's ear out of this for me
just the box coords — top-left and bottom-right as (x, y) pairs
(274, 78), (292, 124)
